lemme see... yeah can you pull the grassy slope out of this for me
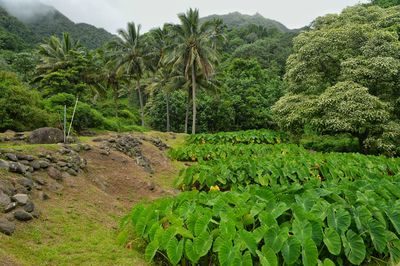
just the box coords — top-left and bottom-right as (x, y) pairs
(0, 195), (145, 266)
(0, 131), (187, 266)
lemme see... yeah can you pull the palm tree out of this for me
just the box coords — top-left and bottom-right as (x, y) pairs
(168, 8), (218, 134)
(209, 18), (227, 50)
(37, 32), (81, 73)
(145, 25), (177, 132)
(109, 22), (146, 127)
(145, 66), (177, 131)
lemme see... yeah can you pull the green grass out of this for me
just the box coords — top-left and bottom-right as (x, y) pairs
(0, 143), (60, 154)
(78, 136), (94, 143)
(0, 195), (147, 266)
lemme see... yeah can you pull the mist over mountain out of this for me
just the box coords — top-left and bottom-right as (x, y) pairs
(201, 12), (290, 32)
(0, 0), (115, 49)
(0, 0), (55, 23)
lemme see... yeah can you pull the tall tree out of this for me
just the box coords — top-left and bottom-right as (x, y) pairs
(37, 32), (81, 73)
(145, 25), (178, 132)
(209, 18), (227, 51)
(109, 22), (146, 126)
(169, 8), (218, 134)
(145, 66), (176, 131)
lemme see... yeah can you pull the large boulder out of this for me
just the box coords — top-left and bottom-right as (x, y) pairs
(29, 127), (64, 144)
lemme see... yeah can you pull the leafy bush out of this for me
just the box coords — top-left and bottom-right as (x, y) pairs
(44, 93), (105, 132)
(300, 134), (359, 153)
(72, 103), (105, 132)
(45, 93), (76, 107)
(0, 71), (49, 131)
(103, 117), (146, 132)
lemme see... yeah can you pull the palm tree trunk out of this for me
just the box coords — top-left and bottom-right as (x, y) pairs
(185, 87), (190, 134)
(191, 64), (197, 135)
(137, 79), (145, 127)
(166, 91), (170, 132)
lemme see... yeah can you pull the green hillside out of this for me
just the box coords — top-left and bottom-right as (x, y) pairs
(201, 12), (290, 32)
(0, 1), (114, 49)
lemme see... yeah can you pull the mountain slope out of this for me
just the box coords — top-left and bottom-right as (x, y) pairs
(0, 6), (34, 50)
(201, 12), (289, 32)
(0, 1), (114, 49)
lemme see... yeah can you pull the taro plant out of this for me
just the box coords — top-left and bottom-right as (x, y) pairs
(121, 180), (400, 265)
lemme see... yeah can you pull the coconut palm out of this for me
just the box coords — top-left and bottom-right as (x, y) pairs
(209, 18), (227, 50)
(168, 8), (218, 134)
(109, 22), (146, 127)
(145, 66), (178, 132)
(37, 32), (81, 73)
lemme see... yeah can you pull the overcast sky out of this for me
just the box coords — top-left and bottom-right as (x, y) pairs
(22, 0), (369, 33)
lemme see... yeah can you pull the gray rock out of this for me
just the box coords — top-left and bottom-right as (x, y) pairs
(19, 160), (30, 166)
(9, 162), (27, 174)
(0, 179), (15, 196)
(29, 127), (64, 144)
(14, 210), (33, 221)
(0, 191), (11, 209)
(17, 154), (35, 161)
(12, 194), (29, 205)
(18, 177), (34, 190)
(30, 160), (41, 170)
(0, 159), (9, 170)
(0, 218), (15, 235)
(23, 201), (35, 213)
(48, 166), (63, 181)
(5, 153), (18, 162)
(4, 202), (17, 213)
(38, 160), (50, 168)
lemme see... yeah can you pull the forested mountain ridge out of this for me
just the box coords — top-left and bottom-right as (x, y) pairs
(0, 1), (114, 49)
(201, 12), (290, 32)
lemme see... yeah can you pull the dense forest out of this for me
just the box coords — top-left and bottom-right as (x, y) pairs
(0, 0), (399, 156)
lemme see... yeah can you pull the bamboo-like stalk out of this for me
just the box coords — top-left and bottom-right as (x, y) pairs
(67, 96), (79, 141)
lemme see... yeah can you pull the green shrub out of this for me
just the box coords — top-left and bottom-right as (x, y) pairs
(44, 94), (106, 132)
(73, 103), (105, 132)
(299, 134), (359, 153)
(103, 117), (146, 132)
(45, 93), (76, 107)
(0, 71), (49, 131)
